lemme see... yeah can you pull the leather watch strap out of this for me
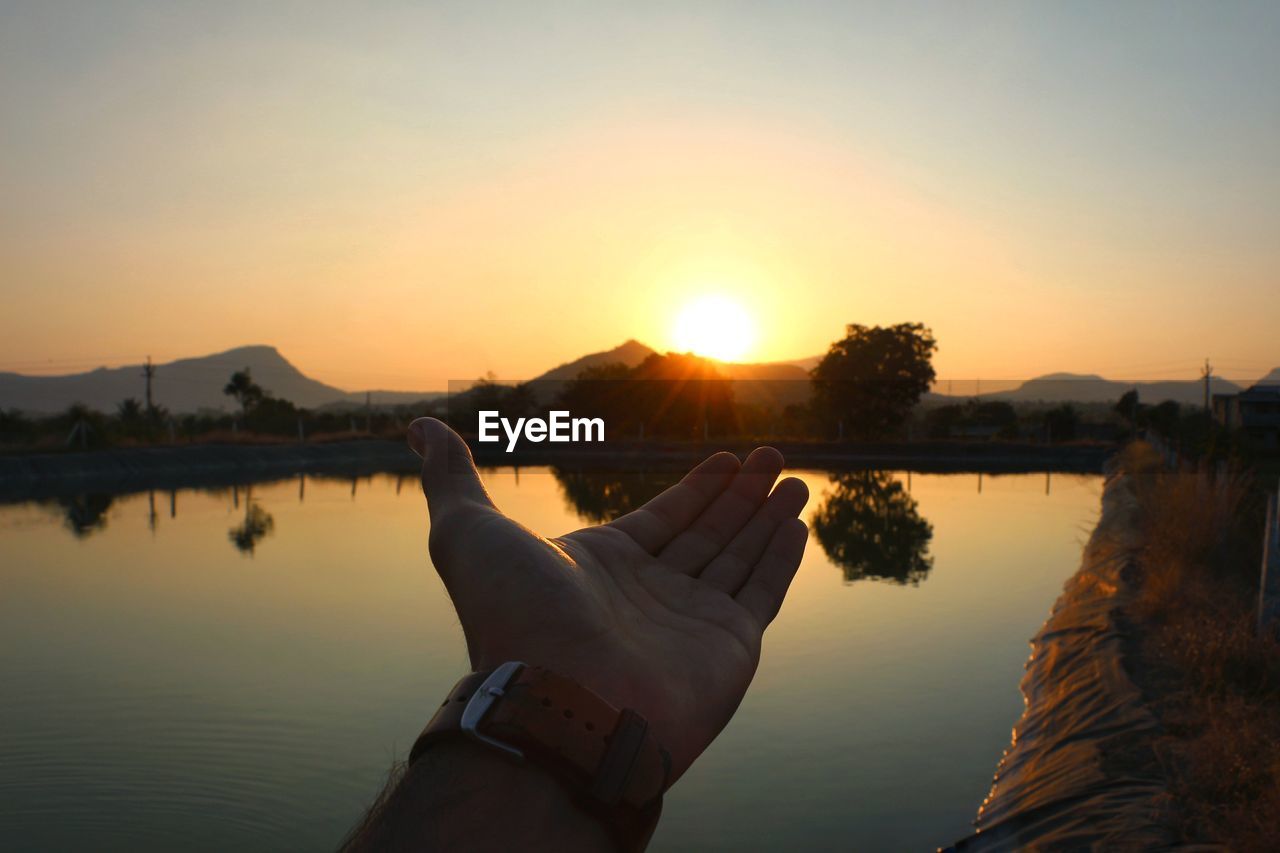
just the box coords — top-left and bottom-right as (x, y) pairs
(409, 664), (670, 850)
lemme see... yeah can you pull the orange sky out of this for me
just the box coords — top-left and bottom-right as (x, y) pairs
(2, 3), (1278, 390)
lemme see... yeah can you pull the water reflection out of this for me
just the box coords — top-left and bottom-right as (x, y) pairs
(0, 467), (1102, 851)
(812, 471), (934, 586)
(228, 486), (275, 555)
(21, 471), (1009, 587)
(56, 493), (114, 537)
(551, 468), (681, 523)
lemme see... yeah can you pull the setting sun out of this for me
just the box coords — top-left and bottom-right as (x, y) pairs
(672, 295), (756, 362)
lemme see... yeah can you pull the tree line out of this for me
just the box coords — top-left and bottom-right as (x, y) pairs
(3, 323), (1230, 452)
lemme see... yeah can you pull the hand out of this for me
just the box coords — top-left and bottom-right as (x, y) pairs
(407, 418), (810, 783)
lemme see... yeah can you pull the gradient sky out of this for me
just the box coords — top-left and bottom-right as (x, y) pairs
(2, 1), (1278, 390)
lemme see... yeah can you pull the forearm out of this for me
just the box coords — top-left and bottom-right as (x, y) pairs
(342, 738), (616, 852)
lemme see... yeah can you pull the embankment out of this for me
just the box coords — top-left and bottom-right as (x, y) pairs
(0, 439), (1109, 501)
(951, 465), (1181, 850)
(0, 441), (421, 501)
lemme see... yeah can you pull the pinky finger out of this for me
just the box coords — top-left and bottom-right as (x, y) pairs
(735, 517), (809, 628)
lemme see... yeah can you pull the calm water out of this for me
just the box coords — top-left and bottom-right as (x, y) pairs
(0, 466), (1100, 851)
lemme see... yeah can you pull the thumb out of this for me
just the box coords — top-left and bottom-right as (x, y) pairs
(407, 417), (497, 523)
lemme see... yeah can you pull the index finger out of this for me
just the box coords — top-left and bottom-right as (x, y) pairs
(605, 452), (741, 553)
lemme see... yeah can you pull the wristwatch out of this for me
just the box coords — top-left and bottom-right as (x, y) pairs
(409, 662), (670, 851)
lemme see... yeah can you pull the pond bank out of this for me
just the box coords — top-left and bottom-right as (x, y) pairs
(0, 439), (1110, 500)
(949, 465), (1180, 850)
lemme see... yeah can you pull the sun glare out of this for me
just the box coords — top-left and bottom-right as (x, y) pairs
(672, 294), (756, 362)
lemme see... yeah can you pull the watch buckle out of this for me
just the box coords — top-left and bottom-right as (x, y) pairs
(460, 661), (525, 760)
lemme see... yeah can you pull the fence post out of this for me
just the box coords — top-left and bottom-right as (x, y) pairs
(1260, 490), (1280, 637)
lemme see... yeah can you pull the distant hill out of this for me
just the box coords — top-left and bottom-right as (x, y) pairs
(0, 345), (442, 414)
(765, 360), (1255, 407)
(781, 359), (1270, 406)
(715, 360), (812, 407)
(1257, 367), (1280, 386)
(531, 342), (812, 407)
(983, 373), (1242, 406)
(8, 339), (1272, 415)
(782, 355), (821, 372)
(531, 339), (656, 382)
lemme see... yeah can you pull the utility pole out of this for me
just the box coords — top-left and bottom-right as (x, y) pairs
(142, 356), (156, 412)
(1202, 358), (1214, 428)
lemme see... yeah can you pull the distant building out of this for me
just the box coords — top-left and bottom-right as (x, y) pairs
(1214, 384), (1280, 449)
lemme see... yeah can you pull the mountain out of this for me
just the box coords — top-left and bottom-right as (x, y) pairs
(1256, 367), (1280, 386)
(782, 355), (821, 372)
(934, 372), (1245, 406)
(10, 339), (1270, 415)
(1, 338), (802, 415)
(529, 341), (812, 407)
(771, 360), (1270, 406)
(0, 346), (360, 414)
(531, 339), (656, 382)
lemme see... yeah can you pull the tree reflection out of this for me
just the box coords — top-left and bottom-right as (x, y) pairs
(229, 491), (275, 555)
(551, 468), (681, 524)
(57, 493), (113, 538)
(812, 471), (933, 585)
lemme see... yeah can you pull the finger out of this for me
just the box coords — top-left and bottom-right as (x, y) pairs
(408, 417), (498, 525)
(605, 452), (741, 553)
(700, 477), (809, 594)
(659, 446), (784, 576)
(736, 517), (809, 628)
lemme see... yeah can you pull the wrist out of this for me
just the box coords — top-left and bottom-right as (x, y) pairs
(410, 663), (668, 851)
(366, 738), (616, 852)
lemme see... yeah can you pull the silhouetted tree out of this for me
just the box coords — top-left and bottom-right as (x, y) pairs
(59, 403), (109, 449)
(1134, 400), (1182, 442)
(1043, 404), (1079, 443)
(925, 400), (1017, 439)
(556, 353), (736, 439)
(446, 376), (540, 434)
(117, 398), (144, 422)
(224, 369), (266, 418)
(1114, 390), (1140, 427)
(247, 396), (301, 434)
(811, 323), (937, 439)
(0, 409), (34, 445)
(554, 363), (633, 438)
(811, 471), (933, 585)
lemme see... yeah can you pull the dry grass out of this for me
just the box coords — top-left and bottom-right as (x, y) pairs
(1119, 443), (1280, 850)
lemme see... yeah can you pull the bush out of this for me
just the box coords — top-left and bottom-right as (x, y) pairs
(1120, 443), (1280, 848)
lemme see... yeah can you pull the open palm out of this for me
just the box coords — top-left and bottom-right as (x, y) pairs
(409, 418), (810, 782)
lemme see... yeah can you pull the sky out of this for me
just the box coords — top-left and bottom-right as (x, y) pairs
(2, 0), (1278, 391)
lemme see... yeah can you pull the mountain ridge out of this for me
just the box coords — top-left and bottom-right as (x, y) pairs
(2, 341), (1276, 414)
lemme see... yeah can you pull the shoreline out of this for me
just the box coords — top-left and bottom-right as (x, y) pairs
(0, 438), (1112, 501)
(951, 463), (1177, 849)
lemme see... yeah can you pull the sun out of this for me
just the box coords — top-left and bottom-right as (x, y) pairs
(672, 294), (756, 362)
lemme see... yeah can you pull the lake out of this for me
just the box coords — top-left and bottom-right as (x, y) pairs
(0, 465), (1100, 851)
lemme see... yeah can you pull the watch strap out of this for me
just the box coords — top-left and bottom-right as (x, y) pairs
(409, 664), (670, 850)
